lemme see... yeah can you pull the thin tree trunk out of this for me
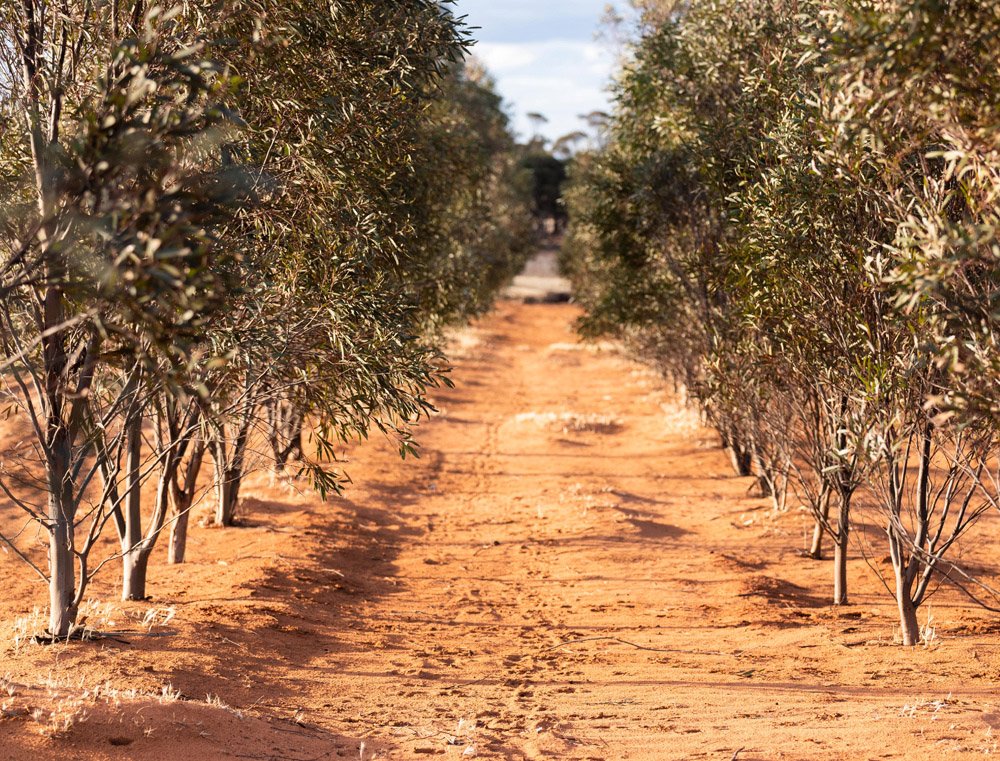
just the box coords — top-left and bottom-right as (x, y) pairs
(809, 490), (830, 560)
(215, 467), (244, 526)
(268, 398), (304, 471)
(47, 411), (78, 636)
(168, 492), (192, 564)
(215, 472), (235, 526)
(831, 395), (852, 605)
(832, 490), (851, 605)
(284, 413), (304, 465)
(43, 238), (77, 633)
(213, 398), (254, 526)
(832, 533), (848, 605)
(212, 434), (229, 526)
(751, 444), (772, 497)
(727, 440), (753, 478)
(266, 398), (282, 469)
(895, 562), (920, 646)
(121, 550), (150, 603)
(48, 530), (75, 637)
(809, 520), (825, 560)
(773, 471), (788, 513)
(212, 436), (244, 527)
(169, 438), (204, 564)
(896, 589), (920, 646)
(48, 477), (76, 637)
(121, 409), (147, 601)
(892, 424), (932, 646)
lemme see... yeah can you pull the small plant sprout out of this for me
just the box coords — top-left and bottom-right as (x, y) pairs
(160, 684), (182, 703)
(920, 609), (937, 647)
(206, 694), (244, 719)
(139, 606), (176, 632)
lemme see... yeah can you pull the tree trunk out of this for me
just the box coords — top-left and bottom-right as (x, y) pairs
(48, 491), (76, 638)
(751, 447), (772, 498)
(42, 245), (78, 633)
(290, 420), (303, 460)
(121, 549), (150, 602)
(808, 492), (830, 560)
(832, 488), (851, 605)
(168, 491), (192, 564)
(169, 438), (205, 564)
(832, 533), (848, 605)
(268, 398), (304, 472)
(726, 441), (753, 478)
(763, 461), (789, 512)
(215, 468), (243, 526)
(897, 591), (920, 646)
(809, 520), (824, 560)
(895, 570), (920, 646)
(213, 409), (252, 526)
(215, 471), (232, 526)
(47, 431), (78, 637)
(283, 416), (304, 466)
(266, 399), (282, 469)
(121, 409), (147, 601)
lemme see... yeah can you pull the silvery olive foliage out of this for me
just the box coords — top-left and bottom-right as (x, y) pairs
(0, 1), (533, 637)
(563, 0), (1000, 645)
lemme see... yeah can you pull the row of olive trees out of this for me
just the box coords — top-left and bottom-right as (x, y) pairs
(563, 0), (1000, 646)
(0, 1), (533, 638)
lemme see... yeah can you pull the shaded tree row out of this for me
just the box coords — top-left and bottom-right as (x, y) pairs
(0, 1), (534, 637)
(563, 0), (1000, 645)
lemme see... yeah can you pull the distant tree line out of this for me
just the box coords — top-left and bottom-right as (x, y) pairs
(517, 110), (614, 237)
(0, 0), (534, 638)
(563, 0), (1000, 645)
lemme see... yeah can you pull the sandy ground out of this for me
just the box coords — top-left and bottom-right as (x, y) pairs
(3, 300), (1000, 760)
(503, 247), (572, 302)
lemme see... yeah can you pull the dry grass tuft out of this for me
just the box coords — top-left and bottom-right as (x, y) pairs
(513, 411), (623, 434)
(31, 696), (90, 738)
(546, 341), (620, 355)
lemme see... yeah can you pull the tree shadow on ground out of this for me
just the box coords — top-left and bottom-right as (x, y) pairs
(135, 466), (438, 757)
(612, 506), (692, 540)
(738, 574), (829, 609)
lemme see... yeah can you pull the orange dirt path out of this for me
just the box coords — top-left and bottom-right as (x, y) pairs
(2, 301), (1000, 760)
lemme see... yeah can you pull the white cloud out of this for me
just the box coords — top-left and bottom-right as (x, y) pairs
(475, 42), (540, 72)
(453, 0), (621, 143)
(471, 38), (616, 141)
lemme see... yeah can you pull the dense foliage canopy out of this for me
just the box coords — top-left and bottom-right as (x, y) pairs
(0, 0), (533, 637)
(563, 0), (1000, 645)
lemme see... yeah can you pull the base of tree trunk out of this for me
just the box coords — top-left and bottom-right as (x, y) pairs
(726, 446), (753, 478)
(121, 551), (151, 601)
(807, 522), (824, 560)
(168, 503), (191, 564)
(896, 583), (921, 645)
(215, 475), (240, 527)
(48, 525), (77, 638)
(832, 538), (848, 605)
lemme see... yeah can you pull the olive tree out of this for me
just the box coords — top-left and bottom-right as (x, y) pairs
(823, 0), (1000, 643)
(0, 3), (244, 634)
(565, 0), (1000, 642)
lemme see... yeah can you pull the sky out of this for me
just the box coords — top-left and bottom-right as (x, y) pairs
(451, 0), (623, 144)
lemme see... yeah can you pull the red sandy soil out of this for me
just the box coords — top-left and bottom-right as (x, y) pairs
(3, 301), (1000, 760)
